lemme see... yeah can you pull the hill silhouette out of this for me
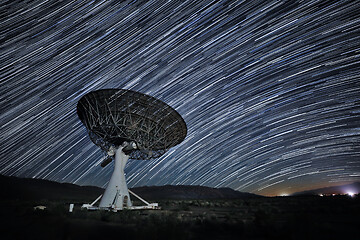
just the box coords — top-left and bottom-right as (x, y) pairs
(131, 185), (260, 200)
(292, 182), (360, 196)
(0, 175), (260, 201)
(0, 174), (103, 201)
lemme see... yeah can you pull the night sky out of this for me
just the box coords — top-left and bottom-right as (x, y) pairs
(1, 0), (359, 196)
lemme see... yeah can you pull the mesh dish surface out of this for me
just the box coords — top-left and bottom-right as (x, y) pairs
(77, 89), (187, 159)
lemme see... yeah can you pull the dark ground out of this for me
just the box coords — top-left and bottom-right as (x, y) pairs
(1, 175), (359, 239)
(1, 195), (359, 240)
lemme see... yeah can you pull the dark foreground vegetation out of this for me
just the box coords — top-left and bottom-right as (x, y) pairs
(1, 195), (359, 240)
(1, 175), (359, 239)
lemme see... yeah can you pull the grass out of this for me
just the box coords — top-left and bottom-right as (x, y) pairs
(1, 195), (359, 240)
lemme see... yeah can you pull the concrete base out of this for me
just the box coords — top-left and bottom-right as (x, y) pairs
(80, 145), (159, 211)
(82, 204), (160, 211)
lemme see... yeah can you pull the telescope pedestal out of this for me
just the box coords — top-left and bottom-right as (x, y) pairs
(99, 147), (132, 210)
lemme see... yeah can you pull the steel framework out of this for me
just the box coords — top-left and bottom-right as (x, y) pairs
(77, 89), (187, 159)
(77, 89), (187, 211)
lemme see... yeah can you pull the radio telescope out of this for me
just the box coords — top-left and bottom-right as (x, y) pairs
(77, 89), (187, 211)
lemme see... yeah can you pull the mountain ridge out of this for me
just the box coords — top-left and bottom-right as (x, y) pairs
(131, 184), (260, 200)
(0, 174), (260, 201)
(291, 182), (360, 196)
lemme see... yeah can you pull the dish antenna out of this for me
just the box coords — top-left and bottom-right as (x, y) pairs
(77, 89), (187, 211)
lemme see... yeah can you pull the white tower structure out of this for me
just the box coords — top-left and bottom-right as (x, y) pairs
(77, 89), (187, 211)
(99, 145), (132, 209)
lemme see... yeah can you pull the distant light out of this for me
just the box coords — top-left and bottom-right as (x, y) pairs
(319, 194), (323, 197)
(280, 193), (288, 197)
(347, 192), (355, 197)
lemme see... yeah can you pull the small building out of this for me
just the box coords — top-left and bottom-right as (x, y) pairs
(33, 205), (47, 210)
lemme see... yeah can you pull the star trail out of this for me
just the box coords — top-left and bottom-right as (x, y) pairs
(1, 0), (359, 196)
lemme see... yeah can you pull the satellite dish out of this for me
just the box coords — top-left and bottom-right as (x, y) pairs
(77, 89), (187, 210)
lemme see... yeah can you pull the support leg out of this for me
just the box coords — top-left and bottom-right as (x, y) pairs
(99, 147), (132, 209)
